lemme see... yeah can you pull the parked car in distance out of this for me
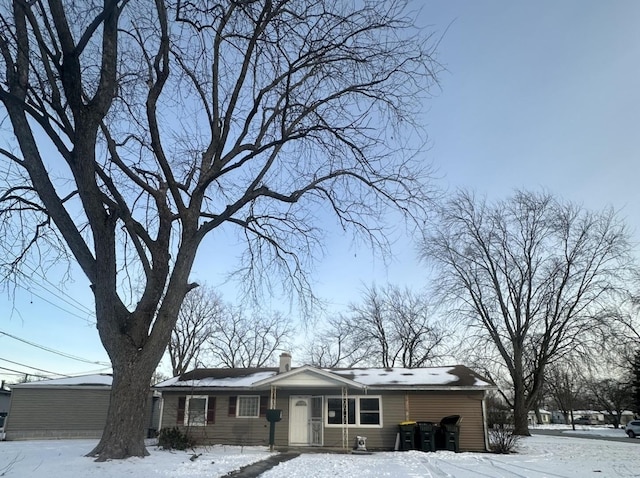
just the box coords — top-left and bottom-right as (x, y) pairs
(572, 416), (592, 425)
(625, 420), (640, 438)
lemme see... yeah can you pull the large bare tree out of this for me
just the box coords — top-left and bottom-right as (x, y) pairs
(0, 0), (438, 459)
(304, 284), (446, 368)
(207, 307), (293, 368)
(422, 190), (636, 435)
(168, 285), (222, 376)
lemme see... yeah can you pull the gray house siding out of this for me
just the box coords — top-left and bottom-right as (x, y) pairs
(161, 389), (429, 450)
(0, 391), (10, 415)
(5, 387), (110, 440)
(161, 391), (272, 446)
(407, 390), (487, 451)
(5, 386), (158, 440)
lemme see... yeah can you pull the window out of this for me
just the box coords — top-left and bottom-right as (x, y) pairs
(326, 396), (382, 427)
(237, 396), (260, 418)
(228, 395), (268, 418)
(178, 396), (215, 426)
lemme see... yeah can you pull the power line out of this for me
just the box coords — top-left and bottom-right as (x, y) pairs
(0, 330), (110, 366)
(0, 365), (50, 380)
(0, 357), (70, 377)
(0, 243), (96, 321)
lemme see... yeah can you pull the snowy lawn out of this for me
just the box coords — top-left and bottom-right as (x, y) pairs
(1, 430), (639, 477)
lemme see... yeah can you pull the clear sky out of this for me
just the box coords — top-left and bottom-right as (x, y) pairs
(2, 0), (640, 384)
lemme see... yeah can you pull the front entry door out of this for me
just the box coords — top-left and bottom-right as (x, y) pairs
(289, 396), (310, 445)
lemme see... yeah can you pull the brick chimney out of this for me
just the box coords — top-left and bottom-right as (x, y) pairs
(279, 353), (291, 373)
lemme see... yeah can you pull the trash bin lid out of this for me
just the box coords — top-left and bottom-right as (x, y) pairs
(440, 415), (461, 426)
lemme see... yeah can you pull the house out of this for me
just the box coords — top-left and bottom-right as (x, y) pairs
(527, 409), (552, 425)
(154, 354), (496, 452)
(0, 381), (10, 440)
(0, 381), (10, 416)
(4, 374), (160, 440)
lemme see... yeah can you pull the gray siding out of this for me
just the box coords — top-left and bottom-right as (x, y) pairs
(162, 389), (488, 451)
(5, 388), (110, 440)
(407, 390), (488, 451)
(5, 387), (157, 440)
(162, 392), (271, 446)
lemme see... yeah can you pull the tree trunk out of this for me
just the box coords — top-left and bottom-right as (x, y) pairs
(87, 351), (157, 461)
(512, 384), (531, 435)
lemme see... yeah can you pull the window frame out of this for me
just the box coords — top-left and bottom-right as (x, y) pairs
(185, 395), (209, 427)
(236, 395), (261, 418)
(325, 395), (383, 428)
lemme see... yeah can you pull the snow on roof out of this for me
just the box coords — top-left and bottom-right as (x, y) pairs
(12, 374), (112, 388)
(155, 370), (277, 389)
(155, 365), (494, 390)
(329, 365), (494, 388)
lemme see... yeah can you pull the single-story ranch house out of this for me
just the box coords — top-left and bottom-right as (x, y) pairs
(4, 374), (159, 440)
(155, 354), (496, 452)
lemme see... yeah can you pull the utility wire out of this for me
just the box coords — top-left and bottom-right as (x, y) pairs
(0, 365), (50, 380)
(0, 330), (110, 366)
(0, 356), (71, 377)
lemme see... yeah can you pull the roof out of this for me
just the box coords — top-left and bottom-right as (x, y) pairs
(329, 365), (494, 389)
(10, 374), (112, 389)
(155, 364), (495, 391)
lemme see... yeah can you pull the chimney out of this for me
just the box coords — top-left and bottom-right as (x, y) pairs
(279, 353), (291, 373)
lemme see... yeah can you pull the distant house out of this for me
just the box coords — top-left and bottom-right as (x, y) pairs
(527, 409), (552, 425)
(4, 374), (159, 440)
(0, 381), (10, 439)
(154, 354), (496, 452)
(0, 381), (10, 416)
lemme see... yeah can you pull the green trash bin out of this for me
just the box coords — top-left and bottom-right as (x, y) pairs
(398, 421), (417, 450)
(442, 423), (460, 452)
(416, 422), (437, 452)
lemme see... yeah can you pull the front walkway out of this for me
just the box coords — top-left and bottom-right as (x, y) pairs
(220, 451), (301, 478)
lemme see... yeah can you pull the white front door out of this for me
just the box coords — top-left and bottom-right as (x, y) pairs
(289, 396), (310, 445)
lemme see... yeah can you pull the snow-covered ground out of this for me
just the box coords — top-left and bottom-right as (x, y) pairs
(1, 428), (638, 477)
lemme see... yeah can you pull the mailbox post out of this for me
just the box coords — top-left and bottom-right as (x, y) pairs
(265, 409), (282, 451)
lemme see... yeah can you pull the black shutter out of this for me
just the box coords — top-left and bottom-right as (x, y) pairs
(207, 397), (216, 424)
(177, 396), (186, 424)
(259, 395), (268, 417)
(228, 396), (237, 417)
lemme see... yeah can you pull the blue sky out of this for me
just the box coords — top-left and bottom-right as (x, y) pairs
(2, 0), (640, 383)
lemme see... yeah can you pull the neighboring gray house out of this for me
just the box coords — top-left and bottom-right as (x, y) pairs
(4, 374), (160, 440)
(155, 354), (496, 452)
(0, 381), (10, 416)
(0, 381), (10, 439)
(4, 374), (113, 440)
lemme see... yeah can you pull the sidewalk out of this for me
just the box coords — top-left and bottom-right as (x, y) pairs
(220, 451), (301, 478)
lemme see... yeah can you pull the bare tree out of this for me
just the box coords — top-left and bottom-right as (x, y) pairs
(545, 364), (583, 427)
(348, 284), (445, 368)
(303, 314), (372, 368)
(421, 190), (636, 435)
(304, 284), (445, 368)
(207, 307), (293, 368)
(168, 286), (223, 376)
(0, 0), (438, 459)
(586, 376), (632, 429)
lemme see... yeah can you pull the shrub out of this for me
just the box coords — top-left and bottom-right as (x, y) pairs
(489, 425), (521, 454)
(158, 427), (193, 451)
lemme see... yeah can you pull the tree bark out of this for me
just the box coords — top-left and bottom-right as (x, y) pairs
(87, 350), (157, 460)
(512, 380), (531, 436)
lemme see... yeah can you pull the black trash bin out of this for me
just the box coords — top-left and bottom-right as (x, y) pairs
(416, 422), (437, 452)
(398, 421), (417, 450)
(439, 415), (462, 452)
